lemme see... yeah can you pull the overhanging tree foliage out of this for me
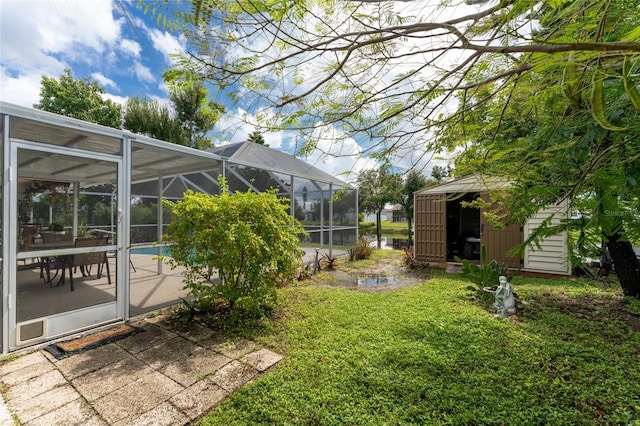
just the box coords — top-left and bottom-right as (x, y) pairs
(148, 0), (639, 156)
(433, 4), (640, 297)
(148, 0), (640, 295)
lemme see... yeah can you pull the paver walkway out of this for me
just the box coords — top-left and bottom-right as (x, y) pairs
(0, 313), (283, 425)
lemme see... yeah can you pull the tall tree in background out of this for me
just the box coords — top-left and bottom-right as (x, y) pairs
(357, 165), (402, 248)
(169, 80), (224, 150)
(123, 97), (184, 144)
(399, 170), (430, 245)
(123, 80), (224, 149)
(248, 130), (267, 146)
(34, 68), (121, 128)
(430, 166), (450, 182)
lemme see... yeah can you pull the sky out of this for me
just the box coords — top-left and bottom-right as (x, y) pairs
(0, 0), (456, 181)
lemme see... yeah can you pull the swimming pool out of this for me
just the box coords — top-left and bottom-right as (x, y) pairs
(130, 246), (171, 256)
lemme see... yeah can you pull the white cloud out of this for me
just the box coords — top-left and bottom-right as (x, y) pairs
(120, 39), (142, 57)
(102, 92), (128, 107)
(91, 72), (118, 90)
(0, 0), (125, 107)
(146, 28), (185, 65)
(9, 0), (121, 58)
(133, 62), (155, 83)
(0, 68), (42, 107)
(302, 124), (378, 182)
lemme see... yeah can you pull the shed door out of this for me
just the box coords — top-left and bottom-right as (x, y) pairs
(414, 193), (446, 263)
(480, 194), (523, 268)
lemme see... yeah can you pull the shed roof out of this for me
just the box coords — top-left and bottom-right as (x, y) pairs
(414, 175), (511, 195)
(208, 141), (345, 186)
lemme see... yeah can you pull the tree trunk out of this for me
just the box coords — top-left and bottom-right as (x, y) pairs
(407, 217), (413, 246)
(605, 232), (640, 298)
(376, 209), (382, 248)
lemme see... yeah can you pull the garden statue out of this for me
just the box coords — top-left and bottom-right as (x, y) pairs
(494, 275), (515, 318)
(501, 276), (516, 314)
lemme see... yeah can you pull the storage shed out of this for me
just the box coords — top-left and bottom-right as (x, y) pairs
(413, 175), (570, 275)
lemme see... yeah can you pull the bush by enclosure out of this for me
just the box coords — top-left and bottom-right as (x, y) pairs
(163, 179), (305, 319)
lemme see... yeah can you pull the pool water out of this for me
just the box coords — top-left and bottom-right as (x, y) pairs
(130, 246), (171, 256)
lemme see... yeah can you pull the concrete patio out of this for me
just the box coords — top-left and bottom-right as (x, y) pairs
(0, 310), (284, 425)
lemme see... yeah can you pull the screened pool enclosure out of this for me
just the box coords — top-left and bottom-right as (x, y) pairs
(0, 102), (358, 353)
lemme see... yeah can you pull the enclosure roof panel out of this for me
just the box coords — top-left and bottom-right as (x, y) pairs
(208, 141), (345, 186)
(2, 102), (223, 185)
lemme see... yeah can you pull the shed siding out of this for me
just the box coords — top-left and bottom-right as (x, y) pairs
(414, 193), (446, 263)
(523, 203), (570, 275)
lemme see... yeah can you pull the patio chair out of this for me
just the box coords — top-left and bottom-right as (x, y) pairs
(61, 236), (111, 291)
(40, 233), (73, 285)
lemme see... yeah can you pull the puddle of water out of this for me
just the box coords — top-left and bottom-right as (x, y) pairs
(331, 271), (415, 288)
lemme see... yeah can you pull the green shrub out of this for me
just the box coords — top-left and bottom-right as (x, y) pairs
(164, 178), (306, 318)
(49, 222), (64, 232)
(402, 245), (416, 268)
(348, 236), (374, 261)
(454, 245), (512, 291)
(320, 253), (339, 270)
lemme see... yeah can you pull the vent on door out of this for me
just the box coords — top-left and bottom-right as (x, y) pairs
(17, 319), (47, 345)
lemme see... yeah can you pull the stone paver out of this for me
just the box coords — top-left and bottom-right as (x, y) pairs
(72, 356), (152, 400)
(6, 369), (67, 405)
(0, 351), (48, 376)
(123, 402), (189, 426)
(241, 348), (284, 372)
(92, 371), (184, 424)
(135, 336), (198, 370)
(0, 356), (55, 387)
(24, 398), (104, 426)
(210, 360), (258, 393)
(55, 343), (131, 380)
(170, 378), (229, 421)
(160, 346), (230, 387)
(0, 313), (284, 425)
(210, 339), (256, 358)
(13, 384), (80, 424)
(115, 323), (177, 354)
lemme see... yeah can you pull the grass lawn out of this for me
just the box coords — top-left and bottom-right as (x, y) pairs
(199, 250), (640, 425)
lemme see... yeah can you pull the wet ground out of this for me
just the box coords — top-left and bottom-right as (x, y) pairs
(328, 269), (428, 289)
